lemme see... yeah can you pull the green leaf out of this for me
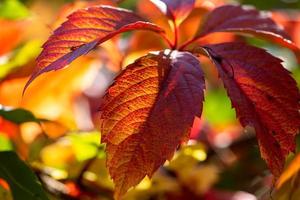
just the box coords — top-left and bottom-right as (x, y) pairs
(203, 88), (236, 125)
(0, 151), (49, 200)
(0, 107), (45, 124)
(0, 135), (13, 151)
(67, 131), (103, 161)
(0, 0), (29, 20)
(28, 135), (49, 162)
(118, 0), (137, 10)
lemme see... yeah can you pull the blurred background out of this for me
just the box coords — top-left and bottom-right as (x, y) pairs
(0, 0), (300, 199)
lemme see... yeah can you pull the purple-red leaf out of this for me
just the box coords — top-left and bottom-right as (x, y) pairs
(99, 50), (205, 199)
(198, 5), (300, 57)
(203, 42), (300, 177)
(150, 0), (195, 25)
(24, 5), (164, 93)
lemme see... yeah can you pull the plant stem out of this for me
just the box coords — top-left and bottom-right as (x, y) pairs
(160, 33), (174, 49)
(77, 147), (102, 187)
(172, 20), (179, 49)
(179, 37), (199, 51)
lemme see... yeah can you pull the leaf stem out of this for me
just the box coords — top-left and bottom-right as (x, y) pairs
(172, 20), (179, 49)
(179, 36), (200, 51)
(77, 149), (100, 187)
(160, 33), (174, 49)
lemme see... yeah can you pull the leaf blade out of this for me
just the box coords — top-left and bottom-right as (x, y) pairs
(150, 0), (195, 25)
(0, 151), (48, 200)
(203, 42), (300, 177)
(24, 5), (164, 92)
(99, 50), (205, 198)
(0, 107), (44, 124)
(198, 5), (300, 57)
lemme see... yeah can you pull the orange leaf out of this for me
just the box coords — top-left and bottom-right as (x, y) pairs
(272, 11), (300, 49)
(204, 42), (300, 177)
(0, 178), (9, 191)
(277, 153), (300, 188)
(137, 0), (173, 40)
(99, 50), (205, 199)
(0, 57), (96, 137)
(24, 5), (164, 92)
(0, 19), (26, 56)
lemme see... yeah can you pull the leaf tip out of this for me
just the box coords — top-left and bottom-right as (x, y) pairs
(22, 70), (41, 96)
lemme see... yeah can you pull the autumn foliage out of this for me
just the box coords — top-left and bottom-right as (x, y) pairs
(22, 0), (300, 199)
(1, 0), (300, 199)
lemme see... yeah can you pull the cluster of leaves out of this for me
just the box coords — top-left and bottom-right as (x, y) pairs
(18, 0), (300, 199)
(0, 0), (300, 200)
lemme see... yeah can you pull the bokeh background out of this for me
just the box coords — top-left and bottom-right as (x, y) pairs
(0, 0), (300, 199)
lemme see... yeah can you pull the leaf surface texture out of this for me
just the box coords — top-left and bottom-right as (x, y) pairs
(99, 50), (205, 198)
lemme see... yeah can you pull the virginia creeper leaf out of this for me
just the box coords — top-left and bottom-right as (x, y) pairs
(99, 50), (205, 199)
(198, 5), (300, 59)
(150, 0), (195, 25)
(24, 5), (164, 92)
(203, 42), (300, 177)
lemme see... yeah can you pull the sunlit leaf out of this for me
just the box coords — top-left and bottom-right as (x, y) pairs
(24, 5), (164, 92)
(137, 0), (173, 39)
(203, 42), (300, 177)
(150, 0), (195, 25)
(99, 50), (205, 199)
(0, 56), (98, 136)
(197, 5), (300, 61)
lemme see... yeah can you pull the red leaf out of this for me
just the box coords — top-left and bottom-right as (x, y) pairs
(150, 0), (195, 25)
(24, 5), (164, 92)
(198, 5), (300, 58)
(0, 117), (18, 139)
(99, 50), (205, 199)
(203, 42), (300, 177)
